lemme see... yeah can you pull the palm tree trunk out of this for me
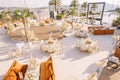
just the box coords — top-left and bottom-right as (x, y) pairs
(72, 15), (74, 29)
(23, 18), (29, 42)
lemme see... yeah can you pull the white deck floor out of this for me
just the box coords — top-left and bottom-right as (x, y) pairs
(0, 24), (116, 80)
(0, 11), (118, 79)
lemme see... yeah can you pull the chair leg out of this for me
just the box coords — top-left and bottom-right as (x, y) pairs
(106, 61), (119, 69)
(119, 58), (120, 62)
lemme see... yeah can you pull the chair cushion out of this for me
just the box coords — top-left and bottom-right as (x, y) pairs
(3, 60), (28, 80)
(49, 77), (52, 80)
(40, 56), (55, 80)
(20, 64), (28, 77)
(13, 61), (22, 73)
(46, 60), (52, 67)
(52, 74), (55, 80)
(5, 70), (17, 80)
(114, 47), (120, 58)
(49, 65), (53, 75)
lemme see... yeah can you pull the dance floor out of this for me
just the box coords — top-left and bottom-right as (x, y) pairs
(8, 26), (62, 41)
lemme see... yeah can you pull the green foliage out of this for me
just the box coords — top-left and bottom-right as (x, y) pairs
(13, 8), (31, 20)
(23, 9), (31, 18)
(81, 2), (88, 10)
(49, 0), (61, 6)
(49, 0), (61, 11)
(0, 9), (37, 23)
(112, 17), (120, 26)
(90, 12), (100, 15)
(91, 4), (98, 10)
(69, 7), (78, 16)
(56, 13), (64, 20)
(0, 10), (13, 22)
(0, 13), (2, 19)
(69, 0), (79, 17)
(70, 0), (79, 10)
(30, 12), (37, 20)
(12, 8), (37, 23)
(80, 13), (86, 16)
(13, 9), (22, 20)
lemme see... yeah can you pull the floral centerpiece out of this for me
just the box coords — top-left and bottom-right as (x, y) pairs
(29, 59), (38, 70)
(47, 33), (55, 44)
(25, 58), (40, 80)
(86, 38), (92, 44)
(47, 38), (54, 44)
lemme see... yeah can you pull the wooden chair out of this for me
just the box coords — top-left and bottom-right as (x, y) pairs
(106, 41), (120, 69)
(114, 46), (120, 59)
(40, 56), (55, 80)
(2, 60), (28, 80)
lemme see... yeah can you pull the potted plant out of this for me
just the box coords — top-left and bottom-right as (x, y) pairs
(56, 13), (64, 20)
(13, 8), (37, 42)
(110, 8), (120, 27)
(112, 17), (120, 27)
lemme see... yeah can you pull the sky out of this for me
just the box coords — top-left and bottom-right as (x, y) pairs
(0, 0), (119, 8)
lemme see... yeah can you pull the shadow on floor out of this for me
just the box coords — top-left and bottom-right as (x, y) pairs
(0, 74), (4, 79)
(99, 67), (120, 80)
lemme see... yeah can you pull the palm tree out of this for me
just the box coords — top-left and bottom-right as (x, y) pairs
(70, 0), (79, 10)
(13, 8), (36, 42)
(109, 7), (120, 26)
(49, 0), (61, 11)
(81, 2), (88, 11)
(69, 0), (79, 28)
(0, 10), (15, 32)
(0, 10), (13, 23)
(68, 7), (78, 28)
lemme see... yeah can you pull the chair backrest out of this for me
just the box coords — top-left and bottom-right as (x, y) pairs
(40, 56), (55, 80)
(2, 60), (28, 80)
(105, 29), (114, 34)
(114, 46), (120, 59)
(93, 30), (105, 35)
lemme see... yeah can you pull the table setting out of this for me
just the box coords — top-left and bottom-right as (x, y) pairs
(40, 34), (64, 54)
(76, 38), (99, 53)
